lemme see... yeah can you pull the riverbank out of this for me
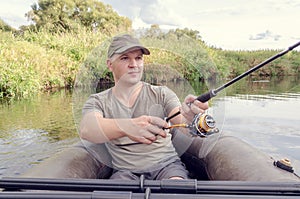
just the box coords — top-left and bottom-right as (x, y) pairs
(1, 29), (299, 100)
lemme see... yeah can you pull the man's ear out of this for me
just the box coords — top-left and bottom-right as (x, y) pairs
(106, 59), (113, 72)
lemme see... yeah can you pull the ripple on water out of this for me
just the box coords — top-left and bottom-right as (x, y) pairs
(0, 129), (78, 177)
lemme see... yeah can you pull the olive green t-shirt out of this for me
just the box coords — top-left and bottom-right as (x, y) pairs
(82, 82), (181, 171)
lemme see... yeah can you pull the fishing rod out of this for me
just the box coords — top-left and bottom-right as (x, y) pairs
(166, 41), (300, 122)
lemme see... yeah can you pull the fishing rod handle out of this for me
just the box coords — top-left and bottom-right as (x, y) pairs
(288, 40), (300, 51)
(165, 90), (217, 122)
(195, 89), (217, 102)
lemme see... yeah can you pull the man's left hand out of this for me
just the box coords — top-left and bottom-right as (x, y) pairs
(180, 94), (209, 123)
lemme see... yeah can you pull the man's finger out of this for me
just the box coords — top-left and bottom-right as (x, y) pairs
(147, 124), (166, 138)
(149, 116), (168, 128)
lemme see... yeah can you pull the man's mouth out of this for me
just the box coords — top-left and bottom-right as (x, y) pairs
(128, 70), (140, 74)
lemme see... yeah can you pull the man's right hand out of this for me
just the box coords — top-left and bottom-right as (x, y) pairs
(80, 112), (168, 144)
(118, 115), (169, 144)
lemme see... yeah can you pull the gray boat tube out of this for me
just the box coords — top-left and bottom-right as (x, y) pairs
(22, 133), (300, 182)
(22, 141), (112, 179)
(183, 134), (300, 181)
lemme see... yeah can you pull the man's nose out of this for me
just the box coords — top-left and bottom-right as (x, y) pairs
(129, 59), (138, 67)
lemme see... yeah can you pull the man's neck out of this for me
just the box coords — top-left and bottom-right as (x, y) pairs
(112, 81), (143, 107)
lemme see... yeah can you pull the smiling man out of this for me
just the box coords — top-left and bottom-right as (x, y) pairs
(79, 34), (208, 180)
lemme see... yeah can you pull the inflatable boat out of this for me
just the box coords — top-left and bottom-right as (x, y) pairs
(19, 132), (299, 181)
(1, 131), (300, 198)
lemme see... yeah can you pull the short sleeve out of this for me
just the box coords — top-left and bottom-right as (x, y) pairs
(161, 86), (181, 116)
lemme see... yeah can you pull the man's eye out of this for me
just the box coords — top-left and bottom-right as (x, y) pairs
(120, 57), (128, 60)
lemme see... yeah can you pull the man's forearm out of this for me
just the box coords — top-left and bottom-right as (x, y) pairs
(79, 111), (125, 143)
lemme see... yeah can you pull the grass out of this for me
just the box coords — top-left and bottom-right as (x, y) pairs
(1, 29), (299, 101)
(0, 29), (107, 100)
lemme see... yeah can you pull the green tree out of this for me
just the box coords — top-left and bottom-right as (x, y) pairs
(0, 18), (14, 32)
(143, 24), (164, 38)
(25, 0), (132, 34)
(170, 28), (201, 41)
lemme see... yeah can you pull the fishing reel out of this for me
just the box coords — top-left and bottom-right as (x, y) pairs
(164, 112), (219, 137)
(188, 113), (219, 137)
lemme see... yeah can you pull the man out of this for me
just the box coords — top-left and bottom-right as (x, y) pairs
(80, 34), (208, 180)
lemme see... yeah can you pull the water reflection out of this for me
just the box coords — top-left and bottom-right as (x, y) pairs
(0, 89), (77, 140)
(0, 128), (79, 176)
(0, 89), (79, 176)
(219, 76), (300, 174)
(0, 76), (299, 177)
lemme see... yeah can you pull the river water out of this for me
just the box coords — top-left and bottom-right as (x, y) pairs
(1, 76), (300, 177)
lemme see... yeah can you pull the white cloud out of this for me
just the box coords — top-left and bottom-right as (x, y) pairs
(0, 0), (36, 28)
(1, 0), (300, 50)
(173, 0), (300, 50)
(140, 0), (184, 27)
(250, 30), (281, 41)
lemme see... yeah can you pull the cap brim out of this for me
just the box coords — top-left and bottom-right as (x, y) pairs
(115, 45), (150, 55)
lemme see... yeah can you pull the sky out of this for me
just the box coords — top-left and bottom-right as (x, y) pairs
(1, 0), (300, 50)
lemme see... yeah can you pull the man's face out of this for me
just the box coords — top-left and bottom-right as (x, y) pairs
(108, 49), (144, 86)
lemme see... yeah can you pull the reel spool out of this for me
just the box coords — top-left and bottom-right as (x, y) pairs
(189, 113), (219, 137)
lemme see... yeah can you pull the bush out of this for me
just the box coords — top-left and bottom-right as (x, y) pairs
(1, 28), (299, 101)
(0, 31), (78, 99)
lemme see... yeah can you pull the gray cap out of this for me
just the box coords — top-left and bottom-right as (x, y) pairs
(107, 34), (150, 58)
